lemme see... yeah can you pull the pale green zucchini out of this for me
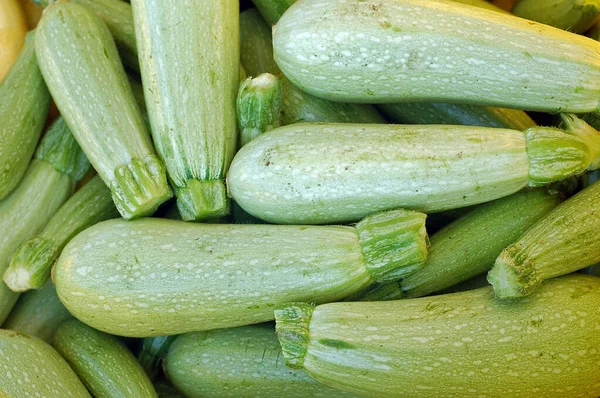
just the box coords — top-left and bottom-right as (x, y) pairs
(132, 0), (238, 221)
(35, 2), (172, 219)
(275, 274), (600, 398)
(4, 175), (118, 292)
(138, 335), (177, 381)
(53, 319), (157, 397)
(227, 121), (599, 224)
(165, 325), (358, 397)
(0, 329), (90, 397)
(238, 74), (282, 147)
(240, 8), (281, 77)
(273, 0), (600, 112)
(54, 211), (428, 337)
(512, 0), (600, 33)
(0, 30), (51, 200)
(2, 281), (73, 342)
(488, 179), (600, 298)
(377, 103), (536, 130)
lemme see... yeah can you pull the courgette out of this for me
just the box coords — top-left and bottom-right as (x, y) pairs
(275, 274), (600, 398)
(0, 30), (51, 200)
(252, 0), (297, 25)
(240, 8), (281, 77)
(0, 0), (27, 82)
(512, 0), (600, 33)
(273, 0), (600, 112)
(238, 74), (282, 148)
(53, 210), (428, 336)
(0, 329), (90, 397)
(53, 319), (157, 397)
(228, 121), (599, 224)
(35, 2), (172, 219)
(138, 335), (177, 381)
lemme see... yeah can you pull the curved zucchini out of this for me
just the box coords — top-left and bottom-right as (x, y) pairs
(0, 0), (27, 82)
(275, 274), (600, 398)
(273, 0), (600, 112)
(54, 211), (427, 337)
(35, 2), (172, 219)
(512, 0), (600, 33)
(165, 325), (358, 397)
(0, 330), (90, 397)
(0, 30), (51, 200)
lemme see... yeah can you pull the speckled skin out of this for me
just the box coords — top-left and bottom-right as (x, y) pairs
(0, 329), (90, 397)
(274, 0), (600, 112)
(277, 275), (600, 398)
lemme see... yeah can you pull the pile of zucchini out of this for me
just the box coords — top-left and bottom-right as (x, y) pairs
(1, 0), (600, 397)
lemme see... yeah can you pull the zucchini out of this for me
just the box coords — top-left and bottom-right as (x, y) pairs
(138, 335), (177, 381)
(53, 319), (157, 397)
(0, 329), (90, 397)
(35, 2), (172, 219)
(4, 174), (118, 292)
(252, 0), (297, 25)
(0, 30), (51, 200)
(240, 8), (281, 77)
(0, 0), (27, 82)
(2, 280), (73, 342)
(132, 0), (239, 221)
(53, 210), (428, 336)
(273, 0), (600, 112)
(227, 121), (599, 224)
(238, 74), (282, 147)
(512, 0), (600, 33)
(165, 325), (358, 397)
(275, 274), (600, 398)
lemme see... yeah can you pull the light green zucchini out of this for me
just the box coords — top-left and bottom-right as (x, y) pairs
(165, 325), (358, 397)
(54, 210), (428, 337)
(0, 30), (51, 200)
(273, 0), (600, 112)
(0, 329), (90, 397)
(240, 8), (281, 77)
(35, 2), (172, 219)
(252, 0), (297, 25)
(4, 175), (118, 292)
(53, 319), (157, 397)
(227, 121), (599, 224)
(138, 335), (177, 381)
(512, 0), (600, 33)
(238, 74), (282, 147)
(275, 274), (600, 398)
(2, 281), (73, 342)
(132, 0), (238, 221)
(377, 103), (536, 130)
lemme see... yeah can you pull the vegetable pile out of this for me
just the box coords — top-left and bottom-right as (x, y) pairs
(1, 0), (600, 397)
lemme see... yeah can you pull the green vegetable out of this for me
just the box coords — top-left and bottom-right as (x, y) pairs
(273, 0), (600, 112)
(4, 175), (118, 292)
(237, 74), (282, 147)
(132, 0), (239, 221)
(275, 274), (600, 398)
(252, 0), (297, 25)
(53, 210), (428, 336)
(0, 329), (90, 397)
(2, 280), (73, 342)
(512, 0), (600, 33)
(138, 335), (177, 381)
(240, 8), (280, 76)
(53, 319), (157, 397)
(165, 325), (358, 397)
(228, 121), (599, 224)
(452, 0), (510, 12)
(35, 2), (172, 219)
(0, 30), (51, 200)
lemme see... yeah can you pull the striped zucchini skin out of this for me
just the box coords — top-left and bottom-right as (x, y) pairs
(512, 0), (600, 33)
(53, 320), (157, 397)
(35, 2), (172, 219)
(273, 0), (600, 112)
(275, 274), (600, 398)
(0, 30), (51, 200)
(165, 325), (358, 398)
(132, 0), (239, 221)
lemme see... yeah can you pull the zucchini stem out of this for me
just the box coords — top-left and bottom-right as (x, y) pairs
(274, 302), (315, 369)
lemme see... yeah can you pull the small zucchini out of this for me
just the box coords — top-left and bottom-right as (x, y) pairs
(275, 274), (600, 398)
(53, 319), (157, 397)
(0, 30), (51, 200)
(273, 0), (600, 112)
(512, 0), (600, 33)
(35, 2), (172, 219)
(237, 74), (282, 147)
(165, 325), (358, 397)
(0, 329), (90, 397)
(54, 210), (428, 336)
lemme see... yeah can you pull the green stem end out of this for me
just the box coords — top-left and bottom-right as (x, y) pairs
(3, 237), (59, 292)
(176, 179), (230, 222)
(487, 244), (540, 299)
(274, 302), (314, 369)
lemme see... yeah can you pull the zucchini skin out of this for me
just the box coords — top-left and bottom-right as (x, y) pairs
(0, 30), (51, 200)
(252, 0), (297, 25)
(512, 0), (600, 34)
(240, 8), (281, 77)
(138, 335), (177, 381)
(53, 320), (157, 397)
(275, 274), (600, 398)
(165, 325), (358, 397)
(0, 330), (90, 397)
(273, 0), (600, 112)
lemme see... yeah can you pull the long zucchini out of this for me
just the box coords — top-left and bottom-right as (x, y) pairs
(275, 274), (600, 398)
(53, 211), (428, 336)
(273, 0), (600, 112)
(35, 2), (172, 219)
(0, 0), (27, 82)
(228, 121), (599, 224)
(512, 0), (600, 33)
(0, 30), (51, 200)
